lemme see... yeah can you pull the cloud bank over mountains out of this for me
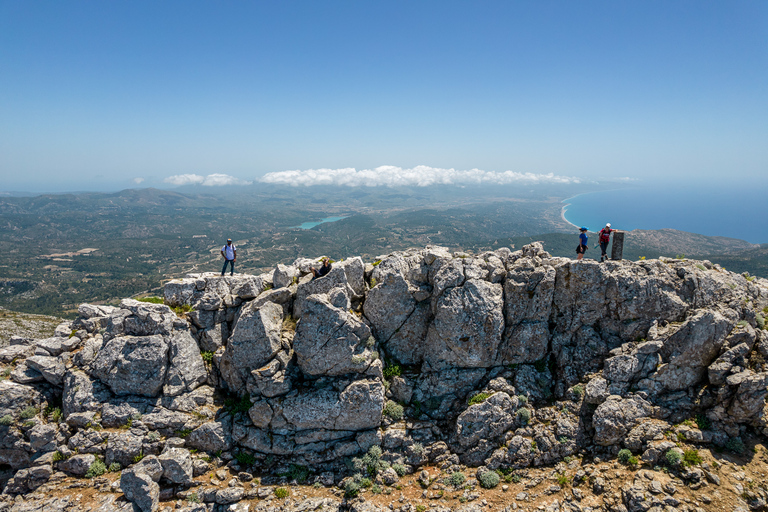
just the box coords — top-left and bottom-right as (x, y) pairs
(164, 174), (252, 186)
(259, 166), (582, 187)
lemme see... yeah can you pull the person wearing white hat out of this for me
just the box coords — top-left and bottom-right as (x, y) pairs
(598, 223), (613, 262)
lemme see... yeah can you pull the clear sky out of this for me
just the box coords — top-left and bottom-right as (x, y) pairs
(1, 1), (766, 192)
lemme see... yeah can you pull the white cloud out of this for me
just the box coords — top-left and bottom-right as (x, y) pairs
(164, 173), (251, 186)
(259, 165), (581, 188)
(133, 177), (145, 184)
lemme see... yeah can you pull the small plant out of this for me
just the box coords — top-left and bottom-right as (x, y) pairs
(146, 431), (160, 442)
(52, 451), (68, 462)
(19, 406), (38, 420)
(618, 449), (632, 464)
(675, 254), (685, 260)
(517, 395), (528, 406)
(234, 451), (256, 465)
(571, 384), (584, 400)
(121, 418), (133, 430)
(383, 362), (402, 379)
(0, 415), (12, 426)
(468, 391), (492, 406)
(638, 256), (646, 260)
(556, 473), (568, 486)
(516, 407), (531, 425)
(108, 462), (121, 472)
(531, 440), (538, 452)
(370, 277), (378, 288)
(756, 313), (765, 330)
(411, 442), (424, 455)
(627, 456), (639, 467)
(533, 358), (548, 372)
(371, 483), (382, 494)
(479, 470), (500, 489)
(224, 393), (252, 414)
(365, 336), (376, 348)
(694, 413), (711, 431)
(416, 506), (427, 512)
(85, 459), (107, 478)
(69, 329), (78, 339)
(287, 464), (310, 483)
(683, 449), (703, 466)
(187, 492), (200, 503)
(351, 355), (367, 365)
(383, 401), (404, 420)
(50, 407), (62, 423)
(200, 351), (214, 363)
(725, 437), (746, 454)
(448, 471), (466, 486)
(665, 450), (681, 466)
(392, 463), (407, 476)
(170, 304), (193, 317)
(133, 452), (145, 463)
(137, 296), (163, 304)
(274, 487), (289, 499)
(175, 429), (192, 438)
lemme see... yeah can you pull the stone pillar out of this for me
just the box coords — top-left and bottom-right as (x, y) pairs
(611, 231), (625, 260)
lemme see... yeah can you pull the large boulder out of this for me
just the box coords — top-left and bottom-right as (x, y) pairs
(91, 334), (169, 397)
(293, 295), (376, 376)
(455, 392), (515, 449)
(593, 396), (654, 446)
(219, 301), (283, 393)
(164, 330), (207, 396)
(423, 279), (504, 369)
(293, 266), (356, 318)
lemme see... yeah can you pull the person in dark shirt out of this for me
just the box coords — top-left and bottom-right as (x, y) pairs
(598, 223), (613, 262)
(310, 257), (332, 280)
(576, 227), (588, 261)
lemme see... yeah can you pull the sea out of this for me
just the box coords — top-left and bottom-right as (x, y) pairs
(562, 186), (768, 244)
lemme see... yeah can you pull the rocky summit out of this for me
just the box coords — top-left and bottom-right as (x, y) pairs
(1, 243), (768, 512)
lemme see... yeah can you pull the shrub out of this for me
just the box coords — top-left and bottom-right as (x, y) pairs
(694, 413), (712, 431)
(383, 401), (404, 420)
(533, 358), (548, 372)
(479, 470), (500, 489)
(665, 450), (682, 466)
(725, 438), (746, 455)
(618, 449), (632, 464)
(371, 484), (382, 494)
(234, 451), (256, 465)
(411, 442), (424, 455)
(85, 459), (107, 478)
(756, 313), (765, 330)
(416, 506), (427, 512)
(516, 407), (531, 425)
(175, 429), (192, 438)
(383, 362), (402, 379)
(517, 395), (528, 406)
(224, 393), (252, 414)
(137, 296), (163, 304)
(52, 451), (68, 462)
(187, 493), (200, 503)
(556, 473), (568, 486)
(274, 487), (289, 499)
(133, 452), (144, 463)
(287, 464), (310, 483)
(351, 445), (388, 477)
(200, 351), (214, 363)
(627, 456), (639, 467)
(0, 415), (12, 426)
(344, 477), (361, 498)
(108, 462), (121, 472)
(571, 384), (585, 400)
(683, 449), (703, 466)
(19, 406), (38, 420)
(448, 471), (466, 486)
(392, 463), (407, 476)
(468, 392), (492, 406)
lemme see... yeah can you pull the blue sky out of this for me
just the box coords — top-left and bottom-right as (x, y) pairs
(1, 1), (766, 192)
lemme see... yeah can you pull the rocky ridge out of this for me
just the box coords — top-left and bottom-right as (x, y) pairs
(1, 243), (767, 512)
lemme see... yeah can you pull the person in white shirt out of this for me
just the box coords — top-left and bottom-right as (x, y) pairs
(220, 239), (236, 276)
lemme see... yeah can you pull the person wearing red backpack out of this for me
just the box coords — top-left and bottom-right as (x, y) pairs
(598, 223), (613, 262)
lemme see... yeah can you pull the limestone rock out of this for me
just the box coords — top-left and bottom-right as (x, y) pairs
(91, 334), (169, 396)
(593, 395), (654, 446)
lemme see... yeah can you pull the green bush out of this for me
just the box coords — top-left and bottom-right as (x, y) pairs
(52, 451), (68, 462)
(683, 449), (703, 466)
(517, 395), (528, 406)
(478, 470), (500, 489)
(383, 362), (402, 378)
(234, 451), (256, 465)
(448, 471), (466, 486)
(392, 463), (407, 476)
(85, 459), (107, 478)
(617, 449), (632, 464)
(383, 401), (404, 420)
(224, 393), (252, 414)
(571, 384), (585, 400)
(516, 407), (531, 425)
(287, 464), (310, 483)
(695, 413), (712, 430)
(108, 462), (121, 472)
(725, 438), (746, 454)
(756, 313), (765, 330)
(556, 473), (568, 486)
(274, 487), (289, 499)
(137, 296), (163, 304)
(0, 415), (12, 426)
(200, 351), (214, 363)
(19, 406), (38, 420)
(665, 450), (682, 466)
(468, 392), (492, 406)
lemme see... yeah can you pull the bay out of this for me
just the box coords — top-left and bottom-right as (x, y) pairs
(562, 186), (768, 244)
(294, 216), (349, 230)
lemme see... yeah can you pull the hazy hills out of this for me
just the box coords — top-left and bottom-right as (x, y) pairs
(0, 186), (765, 317)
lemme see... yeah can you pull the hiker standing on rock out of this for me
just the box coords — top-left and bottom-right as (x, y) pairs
(310, 257), (332, 280)
(576, 227), (589, 261)
(220, 239), (236, 276)
(598, 223), (613, 262)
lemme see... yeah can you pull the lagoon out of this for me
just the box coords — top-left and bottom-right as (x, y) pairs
(294, 216), (349, 230)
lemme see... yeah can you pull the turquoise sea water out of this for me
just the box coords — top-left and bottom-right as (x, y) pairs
(562, 186), (768, 244)
(294, 216), (349, 230)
